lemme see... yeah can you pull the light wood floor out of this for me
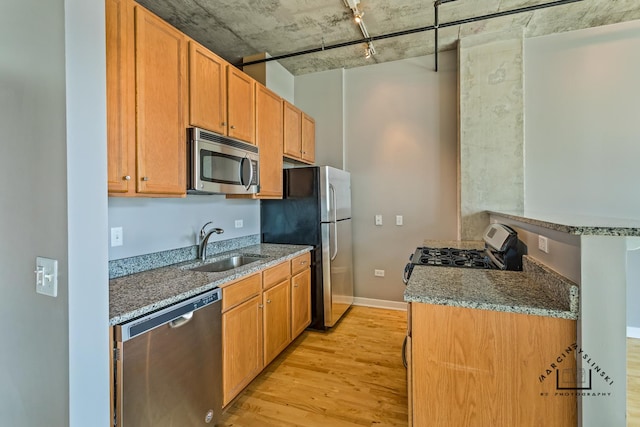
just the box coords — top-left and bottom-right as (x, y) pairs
(630, 338), (640, 426)
(219, 306), (408, 427)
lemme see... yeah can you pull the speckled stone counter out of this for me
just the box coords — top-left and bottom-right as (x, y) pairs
(488, 210), (640, 236)
(405, 253), (578, 320)
(109, 243), (312, 325)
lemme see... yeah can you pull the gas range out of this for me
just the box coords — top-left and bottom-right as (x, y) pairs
(410, 247), (492, 269)
(402, 224), (524, 284)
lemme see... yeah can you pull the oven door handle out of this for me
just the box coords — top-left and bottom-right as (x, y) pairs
(402, 263), (411, 284)
(487, 250), (505, 270)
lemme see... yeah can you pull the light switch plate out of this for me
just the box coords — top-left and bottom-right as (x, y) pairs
(36, 256), (58, 297)
(375, 215), (382, 226)
(235, 219), (243, 228)
(396, 215), (403, 226)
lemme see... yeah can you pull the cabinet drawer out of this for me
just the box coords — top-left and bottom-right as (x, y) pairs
(263, 261), (290, 290)
(291, 252), (310, 275)
(221, 273), (261, 312)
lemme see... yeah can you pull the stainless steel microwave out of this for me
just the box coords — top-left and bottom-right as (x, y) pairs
(187, 127), (259, 195)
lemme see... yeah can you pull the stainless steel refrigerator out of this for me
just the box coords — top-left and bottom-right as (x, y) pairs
(261, 166), (354, 329)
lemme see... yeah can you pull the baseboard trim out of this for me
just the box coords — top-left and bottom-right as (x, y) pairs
(352, 297), (407, 311)
(627, 327), (640, 339)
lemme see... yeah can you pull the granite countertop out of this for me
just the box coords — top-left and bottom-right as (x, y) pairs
(405, 240), (578, 319)
(109, 243), (312, 325)
(488, 210), (640, 236)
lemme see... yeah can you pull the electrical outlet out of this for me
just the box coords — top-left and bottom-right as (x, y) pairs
(375, 215), (382, 226)
(111, 227), (123, 247)
(374, 269), (385, 277)
(235, 219), (243, 228)
(538, 235), (549, 253)
(396, 215), (403, 226)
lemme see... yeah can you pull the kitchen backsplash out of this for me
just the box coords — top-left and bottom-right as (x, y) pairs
(109, 234), (260, 279)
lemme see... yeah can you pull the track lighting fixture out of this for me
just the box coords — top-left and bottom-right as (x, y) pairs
(354, 11), (364, 24)
(364, 41), (376, 59)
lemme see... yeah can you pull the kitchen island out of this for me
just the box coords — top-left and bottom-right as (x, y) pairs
(487, 211), (640, 427)
(405, 240), (579, 426)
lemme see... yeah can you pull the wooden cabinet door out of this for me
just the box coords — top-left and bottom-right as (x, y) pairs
(411, 303), (577, 426)
(134, 6), (186, 195)
(106, 0), (135, 195)
(283, 101), (302, 159)
(255, 84), (283, 198)
(222, 294), (263, 406)
(263, 279), (291, 366)
(188, 40), (227, 135)
(301, 113), (315, 164)
(291, 268), (311, 338)
(227, 67), (255, 144)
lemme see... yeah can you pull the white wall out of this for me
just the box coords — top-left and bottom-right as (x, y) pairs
(524, 20), (640, 332)
(524, 20), (640, 217)
(0, 2), (69, 424)
(65, 0), (110, 424)
(628, 249), (640, 331)
(295, 68), (345, 169)
(108, 196), (260, 260)
(294, 52), (459, 303)
(0, 0), (109, 425)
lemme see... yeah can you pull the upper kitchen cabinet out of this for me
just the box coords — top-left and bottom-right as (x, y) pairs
(301, 113), (316, 164)
(283, 101), (315, 164)
(106, 0), (187, 197)
(106, 0), (134, 194)
(227, 67), (256, 145)
(228, 84), (283, 200)
(188, 40), (227, 136)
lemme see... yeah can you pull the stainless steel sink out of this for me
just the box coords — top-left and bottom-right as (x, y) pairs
(190, 255), (265, 273)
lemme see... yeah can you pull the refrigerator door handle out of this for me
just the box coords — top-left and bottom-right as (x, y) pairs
(331, 220), (338, 260)
(329, 184), (339, 260)
(329, 183), (338, 223)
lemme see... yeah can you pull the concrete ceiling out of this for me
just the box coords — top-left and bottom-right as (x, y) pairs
(135, 0), (640, 75)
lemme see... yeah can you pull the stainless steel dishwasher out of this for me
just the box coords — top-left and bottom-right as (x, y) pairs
(114, 287), (222, 427)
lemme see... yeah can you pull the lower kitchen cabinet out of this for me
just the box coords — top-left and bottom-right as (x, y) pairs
(263, 279), (291, 365)
(408, 302), (577, 426)
(220, 255), (311, 407)
(221, 275), (263, 407)
(291, 268), (311, 337)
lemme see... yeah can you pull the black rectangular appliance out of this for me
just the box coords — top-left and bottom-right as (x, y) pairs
(261, 166), (354, 330)
(403, 223), (524, 283)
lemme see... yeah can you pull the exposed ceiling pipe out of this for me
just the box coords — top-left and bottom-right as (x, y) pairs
(241, 0), (585, 69)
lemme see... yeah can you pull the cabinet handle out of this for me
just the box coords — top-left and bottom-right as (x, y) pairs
(123, 175), (131, 181)
(267, 299), (272, 304)
(293, 284), (299, 288)
(221, 122), (226, 126)
(300, 261), (307, 265)
(141, 176), (149, 181)
(258, 304), (264, 309)
(230, 125), (236, 129)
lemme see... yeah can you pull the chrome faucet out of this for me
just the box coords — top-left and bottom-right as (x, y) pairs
(198, 221), (224, 261)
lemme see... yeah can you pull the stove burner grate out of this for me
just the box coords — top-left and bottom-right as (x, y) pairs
(413, 247), (492, 269)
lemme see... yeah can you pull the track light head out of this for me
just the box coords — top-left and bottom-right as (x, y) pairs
(354, 11), (364, 24)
